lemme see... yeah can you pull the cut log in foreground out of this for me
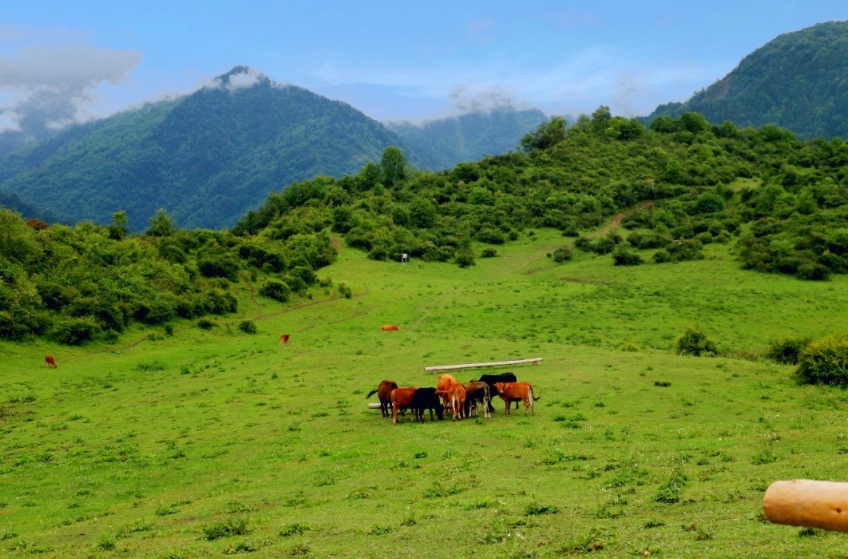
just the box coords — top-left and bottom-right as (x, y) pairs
(763, 480), (848, 532)
(425, 358), (542, 373)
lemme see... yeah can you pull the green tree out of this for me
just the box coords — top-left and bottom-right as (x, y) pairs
(146, 209), (175, 237)
(380, 146), (406, 187)
(520, 116), (567, 153)
(591, 105), (612, 134)
(108, 210), (129, 240)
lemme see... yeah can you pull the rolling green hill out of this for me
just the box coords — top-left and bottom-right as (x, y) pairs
(645, 21), (848, 140)
(387, 107), (546, 170)
(0, 67), (402, 231)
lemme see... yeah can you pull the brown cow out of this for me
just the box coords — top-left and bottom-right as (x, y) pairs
(436, 374), (467, 421)
(465, 381), (491, 419)
(391, 387), (418, 425)
(44, 355), (57, 368)
(366, 380), (398, 418)
(436, 374), (458, 410)
(381, 325), (400, 331)
(279, 334), (290, 345)
(494, 382), (540, 416)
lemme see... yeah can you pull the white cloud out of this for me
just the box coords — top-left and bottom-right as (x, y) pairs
(0, 41), (143, 138)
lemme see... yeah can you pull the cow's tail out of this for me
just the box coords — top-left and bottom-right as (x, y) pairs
(366, 389), (378, 399)
(531, 386), (540, 401)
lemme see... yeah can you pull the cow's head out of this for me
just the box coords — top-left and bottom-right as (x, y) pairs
(493, 382), (505, 395)
(435, 401), (444, 420)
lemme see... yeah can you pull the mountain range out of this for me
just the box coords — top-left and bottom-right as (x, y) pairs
(645, 20), (848, 139)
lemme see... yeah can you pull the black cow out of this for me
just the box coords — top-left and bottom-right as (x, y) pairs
(409, 387), (444, 422)
(471, 372), (518, 412)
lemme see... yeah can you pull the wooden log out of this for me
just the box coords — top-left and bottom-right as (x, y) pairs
(367, 403), (382, 410)
(763, 480), (848, 532)
(425, 358), (542, 373)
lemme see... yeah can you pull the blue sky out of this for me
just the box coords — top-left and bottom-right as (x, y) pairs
(1, 0), (847, 133)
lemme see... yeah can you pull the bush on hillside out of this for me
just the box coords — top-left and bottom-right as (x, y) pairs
(675, 326), (718, 357)
(238, 320), (257, 334)
(796, 334), (848, 386)
(455, 250), (475, 268)
(481, 248), (498, 258)
(552, 247), (572, 262)
(259, 280), (290, 302)
(612, 246), (643, 266)
(52, 316), (100, 345)
(766, 336), (811, 365)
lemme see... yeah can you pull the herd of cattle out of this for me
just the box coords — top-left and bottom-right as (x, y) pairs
(366, 372), (540, 425)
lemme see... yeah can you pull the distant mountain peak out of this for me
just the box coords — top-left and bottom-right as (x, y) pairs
(213, 65), (270, 89)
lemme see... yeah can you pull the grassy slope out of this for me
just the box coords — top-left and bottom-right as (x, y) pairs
(2, 228), (848, 558)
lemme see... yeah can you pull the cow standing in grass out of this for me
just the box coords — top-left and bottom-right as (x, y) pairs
(494, 381), (539, 416)
(465, 381), (491, 419)
(390, 387), (418, 425)
(409, 388), (444, 422)
(471, 372), (518, 412)
(367, 380), (398, 418)
(44, 355), (57, 368)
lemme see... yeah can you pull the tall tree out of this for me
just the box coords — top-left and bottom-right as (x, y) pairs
(380, 146), (406, 187)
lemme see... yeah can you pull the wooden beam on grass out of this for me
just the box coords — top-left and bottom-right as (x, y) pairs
(763, 480), (848, 532)
(425, 357), (542, 373)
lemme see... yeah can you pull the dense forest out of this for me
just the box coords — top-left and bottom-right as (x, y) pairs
(3, 107), (848, 344)
(645, 21), (848, 140)
(387, 107), (546, 170)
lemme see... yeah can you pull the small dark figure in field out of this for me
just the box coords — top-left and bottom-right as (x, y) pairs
(409, 387), (444, 422)
(494, 382), (539, 416)
(279, 334), (290, 345)
(471, 372), (518, 412)
(367, 380), (399, 418)
(45, 355), (57, 368)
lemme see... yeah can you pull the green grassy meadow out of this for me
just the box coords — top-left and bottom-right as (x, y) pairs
(3, 229), (848, 558)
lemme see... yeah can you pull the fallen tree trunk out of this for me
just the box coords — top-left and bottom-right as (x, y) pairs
(763, 480), (848, 532)
(425, 358), (542, 373)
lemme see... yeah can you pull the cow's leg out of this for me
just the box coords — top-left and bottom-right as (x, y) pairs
(484, 397), (491, 419)
(393, 404), (399, 425)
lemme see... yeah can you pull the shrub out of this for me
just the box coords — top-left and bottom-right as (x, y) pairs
(455, 251), (475, 268)
(52, 317), (100, 345)
(481, 248), (498, 258)
(475, 228), (505, 244)
(552, 247), (572, 263)
(197, 318), (217, 330)
(675, 327), (718, 356)
(612, 246), (643, 266)
(796, 334), (848, 386)
(259, 280), (290, 302)
(767, 337), (811, 365)
(203, 518), (249, 540)
(238, 320), (257, 334)
(338, 283), (352, 298)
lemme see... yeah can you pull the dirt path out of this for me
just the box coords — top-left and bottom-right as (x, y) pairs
(521, 201), (654, 271)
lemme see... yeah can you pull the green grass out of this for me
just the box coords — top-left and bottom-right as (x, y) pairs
(2, 229), (848, 557)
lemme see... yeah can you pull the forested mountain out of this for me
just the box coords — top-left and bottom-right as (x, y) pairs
(0, 67), (403, 231)
(645, 21), (848, 140)
(387, 107), (546, 170)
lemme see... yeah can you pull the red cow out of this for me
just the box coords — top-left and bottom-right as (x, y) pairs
(381, 325), (400, 331)
(366, 380), (399, 418)
(494, 382), (540, 416)
(45, 355), (57, 368)
(436, 374), (457, 410)
(390, 387), (418, 425)
(279, 334), (290, 345)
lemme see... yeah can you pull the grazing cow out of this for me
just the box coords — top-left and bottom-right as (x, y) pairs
(44, 355), (57, 368)
(436, 374), (458, 410)
(465, 381), (491, 419)
(279, 334), (290, 345)
(390, 387), (419, 425)
(494, 382), (540, 416)
(409, 387), (444, 422)
(366, 380), (399, 418)
(471, 372), (518, 412)
(436, 374), (467, 421)
(381, 325), (400, 331)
